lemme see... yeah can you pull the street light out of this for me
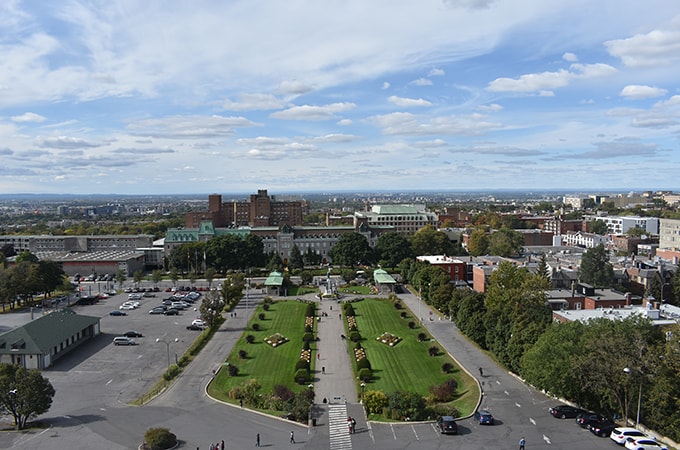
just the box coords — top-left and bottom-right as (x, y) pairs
(360, 382), (366, 401)
(623, 367), (643, 427)
(156, 337), (179, 367)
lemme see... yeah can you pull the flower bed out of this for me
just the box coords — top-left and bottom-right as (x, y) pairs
(264, 333), (288, 347)
(305, 316), (315, 327)
(347, 316), (357, 329)
(354, 347), (366, 361)
(300, 349), (312, 362)
(376, 332), (401, 347)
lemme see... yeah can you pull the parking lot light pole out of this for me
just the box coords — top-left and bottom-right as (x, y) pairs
(156, 338), (179, 367)
(624, 366), (643, 427)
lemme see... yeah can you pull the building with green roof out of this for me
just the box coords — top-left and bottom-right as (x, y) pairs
(354, 204), (437, 236)
(0, 308), (100, 369)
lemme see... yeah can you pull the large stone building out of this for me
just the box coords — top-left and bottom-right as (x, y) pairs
(353, 204), (437, 236)
(657, 218), (680, 262)
(185, 190), (305, 228)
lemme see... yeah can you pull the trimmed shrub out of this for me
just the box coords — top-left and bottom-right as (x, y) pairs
(441, 362), (454, 373)
(295, 359), (310, 370)
(429, 379), (458, 402)
(294, 368), (309, 384)
(252, 323), (260, 331)
(358, 368), (372, 382)
(302, 332), (315, 342)
(305, 304), (316, 316)
(417, 332), (428, 342)
(344, 304), (355, 316)
(349, 331), (361, 342)
(238, 349), (247, 359)
(408, 321), (416, 329)
(302, 340), (310, 350)
(400, 311), (407, 319)
(393, 301), (402, 310)
(144, 427), (177, 450)
(162, 364), (180, 381)
(246, 334), (255, 344)
(304, 325), (313, 333)
(258, 312), (265, 321)
(227, 364), (239, 376)
(357, 358), (371, 370)
(428, 345), (440, 356)
(262, 303), (270, 311)
(177, 355), (190, 367)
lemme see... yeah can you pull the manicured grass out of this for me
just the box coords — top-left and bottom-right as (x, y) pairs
(348, 298), (478, 416)
(208, 301), (315, 402)
(338, 285), (373, 295)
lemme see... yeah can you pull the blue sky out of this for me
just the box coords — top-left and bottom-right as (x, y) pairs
(1, 0), (679, 195)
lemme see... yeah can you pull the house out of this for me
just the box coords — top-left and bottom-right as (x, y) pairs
(0, 308), (100, 369)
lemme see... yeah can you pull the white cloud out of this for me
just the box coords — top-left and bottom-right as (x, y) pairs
(487, 63), (616, 94)
(277, 81), (315, 95)
(222, 94), (284, 111)
(605, 23), (680, 68)
(37, 136), (100, 149)
(562, 52), (578, 62)
(387, 96), (433, 107)
(11, 112), (46, 123)
(428, 68), (445, 76)
(411, 78), (433, 86)
(620, 85), (668, 100)
(127, 115), (259, 138)
(337, 119), (353, 126)
(442, 0), (497, 10)
(270, 102), (356, 121)
(477, 103), (503, 112)
(370, 112), (502, 136)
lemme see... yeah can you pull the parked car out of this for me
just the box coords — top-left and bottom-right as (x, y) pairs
(576, 413), (610, 429)
(143, 292), (156, 298)
(120, 303), (136, 310)
(436, 416), (458, 435)
(474, 410), (495, 425)
(113, 336), (136, 345)
(149, 307), (165, 314)
(192, 319), (206, 327)
(590, 421), (617, 437)
(109, 310), (127, 316)
(611, 428), (649, 445)
(624, 437), (668, 450)
(163, 309), (179, 316)
(186, 324), (205, 331)
(549, 405), (585, 419)
(123, 330), (143, 338)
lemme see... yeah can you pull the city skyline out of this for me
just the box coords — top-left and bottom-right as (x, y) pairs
(1, 1), (679, 195)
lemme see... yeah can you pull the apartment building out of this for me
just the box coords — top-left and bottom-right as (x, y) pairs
(354, 204), (437, 236)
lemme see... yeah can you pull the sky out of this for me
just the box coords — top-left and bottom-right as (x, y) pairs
(1, 0), (680, 195)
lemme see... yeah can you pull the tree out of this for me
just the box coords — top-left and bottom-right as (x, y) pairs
(289, 245), (304, 271)
(487, 228), (524, 257)
(115, 269), (127, 289)
(375, 232), (413, 268)
(579, 244), (615, 288)
(467, 228), (489, 256)
(0, 363), (55, 429)
(133, 270), (144, 287)
(536, 254), (550, 282)
(199, 290), (225, 328)
(409, 225), (454, 257)
(303, 247), (322, 266)
(205, 267), (216, 289)
(588, 219), (609, 235)
(329, 233), (373, 267)
(151, 269), (163, 287)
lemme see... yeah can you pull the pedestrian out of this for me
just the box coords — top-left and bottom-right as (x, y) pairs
(322, 366), (325, 374)
(519, 436), (525, 450)
(338, 313), (341, 319)
(479, 367), (484, 377)
(290, 430), (295, 444)
(317, 353), (320, 360)
(256, 433), (260, 447)
(240, 398), (243, 408)
(221, 440), (225, 450)
(351, 417), (356, 433)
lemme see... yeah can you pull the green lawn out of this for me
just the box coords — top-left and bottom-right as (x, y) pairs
(348, 298), (478, 415)
(208, 301), (315, 401)
(338, 285), (373, 295)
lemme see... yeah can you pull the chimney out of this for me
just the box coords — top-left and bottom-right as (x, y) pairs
(571, 280), (575, 297)
(625, 292), (631, 306)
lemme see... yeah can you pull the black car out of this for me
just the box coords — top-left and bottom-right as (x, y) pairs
(549, 405), (585, 419)
(576, 413), (610, 429)
(163, 309), (179, 316)
(590, 421), (617, 437)
(436, 416), (458, 435)
(186, 324), (205, 331)
(109, 310), (127, 316)
(123, 330), (143, 338)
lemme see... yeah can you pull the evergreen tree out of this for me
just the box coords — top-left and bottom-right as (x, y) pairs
(579, 244), (615, 288)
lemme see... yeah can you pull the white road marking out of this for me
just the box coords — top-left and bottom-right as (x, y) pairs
(543, 434), (552, 444)
(530, 418), (536, 425)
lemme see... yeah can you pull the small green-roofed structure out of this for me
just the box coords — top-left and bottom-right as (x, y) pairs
(0, 308), (100, 369)
(264, 271), (285, 296)
(374, 268), (397, 293)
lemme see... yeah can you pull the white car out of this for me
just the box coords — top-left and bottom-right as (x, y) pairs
(120, 303), (136, 310)
(624, 437), (667, 450)
(191, 319), (206, 327)
(611, 428), (649, 445)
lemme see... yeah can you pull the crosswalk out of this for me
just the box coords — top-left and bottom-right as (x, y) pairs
(328, 404), (353, 450)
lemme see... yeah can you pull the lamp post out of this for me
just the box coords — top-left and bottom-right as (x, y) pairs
(623, 367), (643, 427)
(360, 382), (366, 401)
(156, 338), (179, 367)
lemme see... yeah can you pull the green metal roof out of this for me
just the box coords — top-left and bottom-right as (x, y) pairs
(264, 271), (284, 286)
(0, 308), (100, 355)
(373, 268), (396, 284)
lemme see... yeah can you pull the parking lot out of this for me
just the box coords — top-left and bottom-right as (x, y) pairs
(52, 288), (208, 404)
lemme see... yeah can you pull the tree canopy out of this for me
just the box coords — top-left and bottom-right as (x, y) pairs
(0, 363), (55, 429)
(375, 232), (413, 268)
(579, 244), (615, 288)
(409, 225), (455, 257)
(329, 233), (373, 267)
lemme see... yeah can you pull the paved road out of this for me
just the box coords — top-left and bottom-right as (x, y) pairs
(0, 288), (622, 449)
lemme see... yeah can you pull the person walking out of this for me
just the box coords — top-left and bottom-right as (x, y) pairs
(519, 436), (526, 450)
(322, 366), (325, 374)
(290, 430), (295, 444)
(479, 367), (484, 377)
(256, 433), (260, 447)
(221, 439), (225, 450)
